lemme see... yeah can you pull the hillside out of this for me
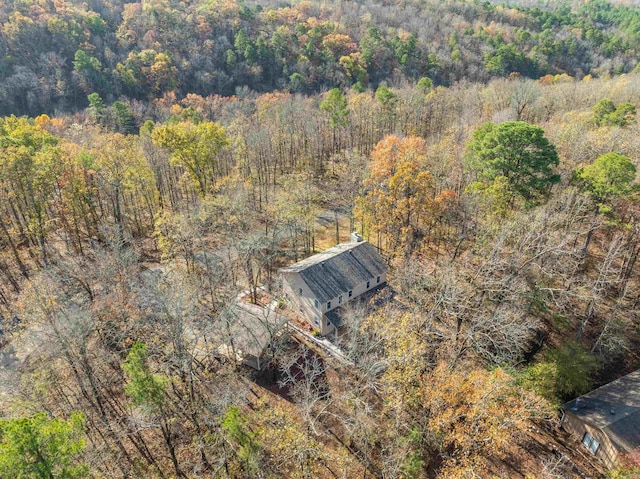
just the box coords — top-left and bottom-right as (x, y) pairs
(0, 70), (639, 476)
(2, 0), (640, 478)
(3, 0), (640, 115)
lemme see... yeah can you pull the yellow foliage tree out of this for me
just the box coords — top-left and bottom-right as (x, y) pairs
(365, 309), (432, 408)
(91, 133), (158, 235)
(420, 363), (549, 478)
(249, 400), (361, 478)
(152, 120), (228, 197)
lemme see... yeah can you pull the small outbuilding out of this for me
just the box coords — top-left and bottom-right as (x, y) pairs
(217, 301), (288, 370)
(561, 369), (640, 468)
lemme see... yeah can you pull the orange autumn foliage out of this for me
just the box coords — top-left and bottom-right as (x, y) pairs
(358, 135), (435, 256)
(420, 363), (549, 478)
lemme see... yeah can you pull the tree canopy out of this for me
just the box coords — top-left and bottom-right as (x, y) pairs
(592, 99), (637, 127)
(0, 47), (640, 479)
(3, 0), (640, 116)
(575, 152), (637, 204)
(357, 135), (436, 255)
(320, 88), (350, 128)
(467, 121), (560, 206)
(122, 342), (168, 412)
(0, 412), (88, 479)
(152, 120), (229, 197)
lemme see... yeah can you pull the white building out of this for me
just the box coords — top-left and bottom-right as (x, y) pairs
(280, 240), (387, 335)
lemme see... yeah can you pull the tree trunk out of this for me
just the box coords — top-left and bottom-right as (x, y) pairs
(582, 204), (600, 256)
(0, 216), (29, 278)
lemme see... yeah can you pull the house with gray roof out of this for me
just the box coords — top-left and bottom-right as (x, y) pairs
(280, 239), (387, 335)
(561, 369), (640, 468)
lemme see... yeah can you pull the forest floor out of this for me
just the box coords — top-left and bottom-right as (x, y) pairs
(238, 287), (608, 479)
(495, 423), (607, 478)
(314, 208), (353, 250)
(0, 205), (615, 478)
(241, 334), (608, 479)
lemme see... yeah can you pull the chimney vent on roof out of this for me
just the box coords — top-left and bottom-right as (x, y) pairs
(610, 408), (616, 415)
(350, 232), (363, 243)
(572, 398), (582, 411)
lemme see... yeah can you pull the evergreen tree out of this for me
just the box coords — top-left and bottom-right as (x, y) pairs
(467, 121), (560, 206)
(0, 412), (88, 479)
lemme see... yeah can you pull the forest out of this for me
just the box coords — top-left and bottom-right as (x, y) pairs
(4, 0), (640, 115)
(2, 0), (640, 478)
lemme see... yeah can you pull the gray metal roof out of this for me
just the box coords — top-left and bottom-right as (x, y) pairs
(562, 369), (640, 452)
(281, 241), (387, 303)
(221, 302), (288, 358)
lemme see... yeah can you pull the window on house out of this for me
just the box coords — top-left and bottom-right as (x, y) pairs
(582, 433), (600, 454)
(348, 290), (353, 298)
(377, 275), (381, 284)
(327, 301), (331, 309)
(339, 295), (343, 304)
(314, 299), (319, 308)
(366, 281), (370, 289)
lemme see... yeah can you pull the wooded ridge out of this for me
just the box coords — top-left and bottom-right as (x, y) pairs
(3, 0), (640, 115)
(1, 0), (640, 478)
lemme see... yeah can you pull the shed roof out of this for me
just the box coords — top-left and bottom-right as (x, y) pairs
(280, 241), (387, 303)
(562, 369), (640, 452)
(219, 302), (288, 359)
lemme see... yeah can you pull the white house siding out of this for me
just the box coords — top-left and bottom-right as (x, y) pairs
(283, 270), (387, 335)
(282, 272), (324, 329)
(320, 317), (335, 335)
(323, 272), (387, 314)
